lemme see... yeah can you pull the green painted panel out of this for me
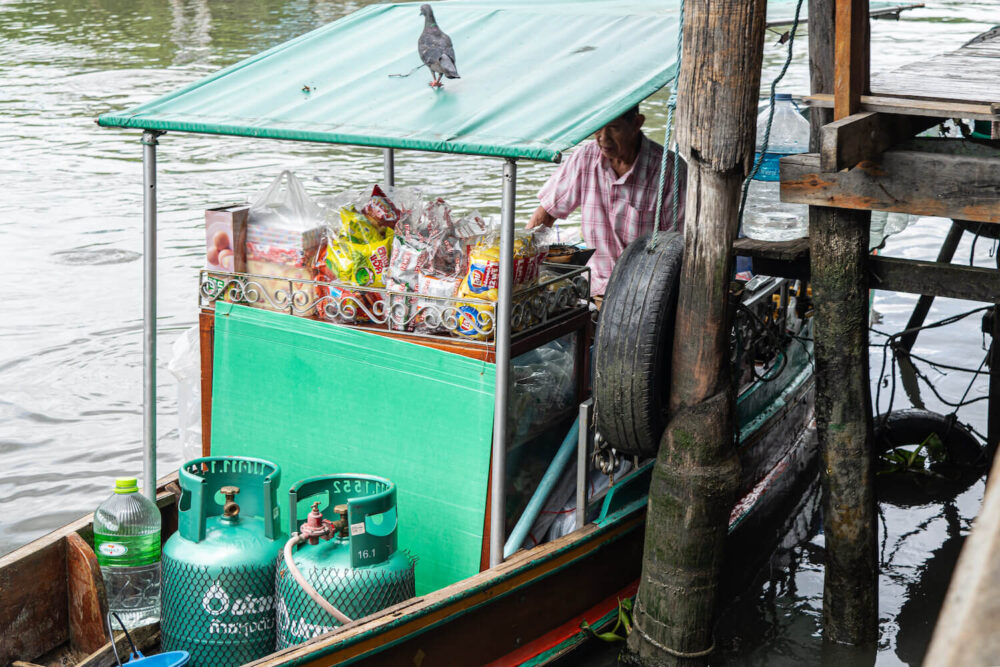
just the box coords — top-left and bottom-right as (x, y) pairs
(209, 304), (495, 595)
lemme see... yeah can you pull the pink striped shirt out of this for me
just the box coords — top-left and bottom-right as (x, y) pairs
(538, 135), (686, 296)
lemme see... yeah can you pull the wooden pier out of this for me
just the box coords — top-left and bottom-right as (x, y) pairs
(776, 1), (1000, 653)
(629, 0), (1000, 661)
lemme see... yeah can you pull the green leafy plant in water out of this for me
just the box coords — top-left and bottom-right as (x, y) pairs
(580, 597), (633, 643)
(878, 432), (947, 476)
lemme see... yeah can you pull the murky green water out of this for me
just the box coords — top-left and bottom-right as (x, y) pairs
(0, 0), (996, 664)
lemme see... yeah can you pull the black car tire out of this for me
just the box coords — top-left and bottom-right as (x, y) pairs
(874, 409), (985, 506)
(594, 231), (684, 459)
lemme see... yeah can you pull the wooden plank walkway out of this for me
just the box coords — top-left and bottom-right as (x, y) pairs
(869, 30), (1000, 107)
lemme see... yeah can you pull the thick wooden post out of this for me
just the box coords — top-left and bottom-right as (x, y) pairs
(811, 206), (877, 644)
(810, 0), (878, 646)
(623, 0), (766, 664)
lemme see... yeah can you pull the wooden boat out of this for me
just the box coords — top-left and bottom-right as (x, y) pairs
(0, 3), (820, 665)
(0, 303), (815, 666)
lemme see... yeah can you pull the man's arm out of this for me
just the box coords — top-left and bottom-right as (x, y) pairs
(526, 205), (556, 229)
(530, 143), (589, 228)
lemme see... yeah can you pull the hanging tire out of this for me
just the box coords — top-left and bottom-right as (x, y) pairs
(874, 409), (985, 506)
(594, 231), (684, 459)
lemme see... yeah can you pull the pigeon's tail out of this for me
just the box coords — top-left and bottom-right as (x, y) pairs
(439, 53), (460, 79)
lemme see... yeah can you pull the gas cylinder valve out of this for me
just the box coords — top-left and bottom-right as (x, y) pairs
(220, 485), (241, 518)
(299, 502), (350, 544)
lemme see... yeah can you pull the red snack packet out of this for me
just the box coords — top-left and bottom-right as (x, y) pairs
(361, 185), (402, 229)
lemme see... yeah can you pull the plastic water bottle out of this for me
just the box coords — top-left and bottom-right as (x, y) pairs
(93, 478), (162, 629)
(743, 93), (811, 241)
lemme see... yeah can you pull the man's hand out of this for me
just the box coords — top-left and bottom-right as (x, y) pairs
(526, 205), (556, 230)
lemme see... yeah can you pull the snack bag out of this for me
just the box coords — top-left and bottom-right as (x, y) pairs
(454, 301), (495, 340)
(415, 274), (459, 332)
(362, 184), (402, 229)
(386, 198), (485, 334)
(325, 206), (394, 288)
(458, 238), (501, 301)
(316, 282), (379, 324)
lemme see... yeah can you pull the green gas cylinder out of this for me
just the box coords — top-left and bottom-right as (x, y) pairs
(161, 456), (282, 667)
(275, 474), (416, 649)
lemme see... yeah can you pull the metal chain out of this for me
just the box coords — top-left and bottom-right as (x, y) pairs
(648, 0), (686, 252)
(736, 0), (806, 231)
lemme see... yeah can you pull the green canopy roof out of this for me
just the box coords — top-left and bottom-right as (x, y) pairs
(98, 1), (682, 162)
(97, 0), (917, 163)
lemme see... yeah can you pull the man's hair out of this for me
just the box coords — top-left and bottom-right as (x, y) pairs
(620, 105), (640, 121)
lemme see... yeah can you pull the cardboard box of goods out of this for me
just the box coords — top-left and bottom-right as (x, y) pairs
(205, 204), (249, 273)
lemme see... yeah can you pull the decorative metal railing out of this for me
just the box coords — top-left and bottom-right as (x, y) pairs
(199, 265), (590, 345)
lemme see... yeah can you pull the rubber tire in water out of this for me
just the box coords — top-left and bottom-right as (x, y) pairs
(874, 409), (985, 505)
(594, 231), (684, 459)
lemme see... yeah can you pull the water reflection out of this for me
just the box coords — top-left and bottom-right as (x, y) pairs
(169, 0), (213, 66)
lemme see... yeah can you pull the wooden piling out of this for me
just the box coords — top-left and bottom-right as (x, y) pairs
(810, 206), (878, 645)
(808, 0), (878, 646)
(623, 0), (766, 663)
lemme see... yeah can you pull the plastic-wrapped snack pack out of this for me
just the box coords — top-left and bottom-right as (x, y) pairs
(454, 228), (552, 340)
(318, 185), (423, 325)
(386, 198), (488, 333)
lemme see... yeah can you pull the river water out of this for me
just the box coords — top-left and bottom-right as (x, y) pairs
(0, 0), (996, 664)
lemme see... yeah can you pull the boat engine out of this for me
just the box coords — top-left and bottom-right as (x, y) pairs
(275, 474), (416, 649)
(161, 456), (282, 667)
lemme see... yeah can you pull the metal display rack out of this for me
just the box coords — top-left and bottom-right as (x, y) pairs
(199, 264), (590, 345)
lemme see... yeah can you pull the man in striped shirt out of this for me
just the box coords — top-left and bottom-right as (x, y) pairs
(526, 105), (686, 299)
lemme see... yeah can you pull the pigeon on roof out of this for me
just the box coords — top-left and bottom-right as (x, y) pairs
(419, 4), (460, 88)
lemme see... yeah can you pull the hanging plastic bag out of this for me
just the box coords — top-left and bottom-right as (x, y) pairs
(167, 326), (202, 463)
(246, 171), (327, 314)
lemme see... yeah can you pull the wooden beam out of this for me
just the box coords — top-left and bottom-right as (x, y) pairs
(869, 256), (1000, 301)
(898, 221), (966, 351)
(833, 0), (869, 119)
(731, 239), (1000, 303)
(806, 93), (1000, 122)
(780, 147), (1000, 224)
(820, 111), (940, 171)
(732, 237), (810, 280)
(808, 0), (836, 149)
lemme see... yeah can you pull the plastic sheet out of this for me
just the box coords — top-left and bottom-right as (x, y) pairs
(167, 326), (202, 463)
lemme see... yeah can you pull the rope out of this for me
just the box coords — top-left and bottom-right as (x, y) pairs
(648, 0), (686, 252)
(872, 305), (992, 418)
(736, 0), (806, 231)
(632, 597), (716, 658)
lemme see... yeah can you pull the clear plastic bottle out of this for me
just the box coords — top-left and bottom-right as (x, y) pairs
(93, 478), (161, 629)
(743, 93), (811, 241)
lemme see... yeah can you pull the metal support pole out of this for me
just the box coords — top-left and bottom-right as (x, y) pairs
(898, 220), (964, 352)
(577, 399), (593, 530)
(383, 148), (395, 187)
(141, 130), (161, 501)
(490, 158), (516, 567)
